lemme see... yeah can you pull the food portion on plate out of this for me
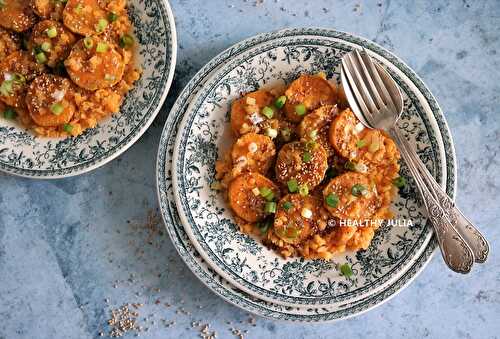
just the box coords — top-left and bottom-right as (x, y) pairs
(215, 73), (403, 260)
(0, 0), (141, 137)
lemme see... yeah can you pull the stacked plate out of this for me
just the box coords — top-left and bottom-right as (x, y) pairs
(156, 28), (457, 321)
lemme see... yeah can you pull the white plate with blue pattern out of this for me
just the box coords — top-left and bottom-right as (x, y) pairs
(157, 77), (439, 321)
(170, 28), (457, 308)
(157, 28), (456, 319)
(0, 0), (177, 179)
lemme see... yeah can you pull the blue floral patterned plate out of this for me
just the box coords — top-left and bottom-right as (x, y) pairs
(157, 28), (456, 320)
(171, 28), (457, 308)
(157, 71), (439, 321)
(0, 0), (177, 179)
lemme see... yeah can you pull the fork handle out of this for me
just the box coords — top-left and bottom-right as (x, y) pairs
(390, 128), (474, 273)
(392, 128), (489, 263)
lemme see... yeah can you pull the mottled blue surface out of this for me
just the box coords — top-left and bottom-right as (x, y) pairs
(1, 1), (499, 338)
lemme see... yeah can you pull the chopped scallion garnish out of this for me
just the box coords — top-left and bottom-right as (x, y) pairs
(392, 176), (407, 188)
(96, 42), (108, 53)
(351, 184), (366, 197)
(287, 179), (298, 193)
(295, 103), (306, 116)
(264, 201), (277, 214)
(339, 263), (353, 278)
(261, 106), (274, 119)
(95, 18), (108, 33)
(119, 34), (134, 48)
(274, 95), (287, 109)
(50, 103), (64, 115)
(83, 37), (94, 49)
(302, 151), (312, 163)
(325, 193), (339, 208)
(3, 107), (16, 119)
(46, 27), (58, 38)
(298, 184), (309, 197)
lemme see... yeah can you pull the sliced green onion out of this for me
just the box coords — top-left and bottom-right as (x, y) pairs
(12, 73), (26, 84)
(83, 37), (94, 49)
(3, 107), (16, 119)
(295, 103), (306, 116)
(287, 179), (298, 193)
(351, 184), (366, 197)
(298, 184), (309, 197)
(96, 42), (108, 53)
(0, 80), (13, 96)
(74, 3), (82, 14)
(104, 74), (116, 81)
(274, 95), (287, 109)
(309, 129), (318, 140)
(305, 140), (317, 151)
(261, 106), (274, 119)
(276, 225), (300, 240)
(356, 139), (367, 148)
(344, 161), (357, 171)
(41, 42), (51, 52)
(325, 193), (339, 208)
(392, 176), (407, 188)
(282, 201), (293, 211)
(368, 140), (380, 153)
(50, 103), (64, 115)
(119, 34), (134, 48)
(108, 12), (119, 22)
(259, 187), (272, 197)
(63, 123), (73, 133)
(259, 187), (274, 201)
(35, 52), (47, 64)
(302, 151), (312, 163)
(95, 18), (108, 33)
(0, 0), (5, 9)
(46, 27), (58, 38)
(264, 201), (277, 214)
(339, 263), (353, 278)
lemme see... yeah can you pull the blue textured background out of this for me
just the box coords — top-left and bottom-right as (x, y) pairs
(1, 1), (499, 338)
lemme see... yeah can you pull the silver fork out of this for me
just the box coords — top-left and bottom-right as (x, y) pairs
(341, 49), (489, 273)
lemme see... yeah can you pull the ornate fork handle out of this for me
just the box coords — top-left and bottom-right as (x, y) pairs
(394, 128), (489, 263)
(391, 129), (474, 273)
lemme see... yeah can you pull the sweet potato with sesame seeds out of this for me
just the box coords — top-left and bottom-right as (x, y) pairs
(26, 74), (76, 127)
(273, 194), (319, 245)
(328, 108), (363, 160)
(0, 51), (46, 108)
(63, 0), (108, 36)
(31, 0), (65, 20)
(275, 141), (328, 190)
(228, 172), (280, 223)
(322, 172), (380, 220)
(298, 104), (339, 157)
(29, 20), (77, 68)
(65, 37), (125, 90)
(230, 89), (275, 136)
(283, 74), (337, 123)
(231, 133), (276, 176)
(0, 0), (37, 32)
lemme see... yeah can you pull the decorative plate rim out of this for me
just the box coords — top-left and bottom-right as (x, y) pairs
(155, 26), (455, 319)
(0, 0), (178, 179)
(171, 28), (456, 306)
